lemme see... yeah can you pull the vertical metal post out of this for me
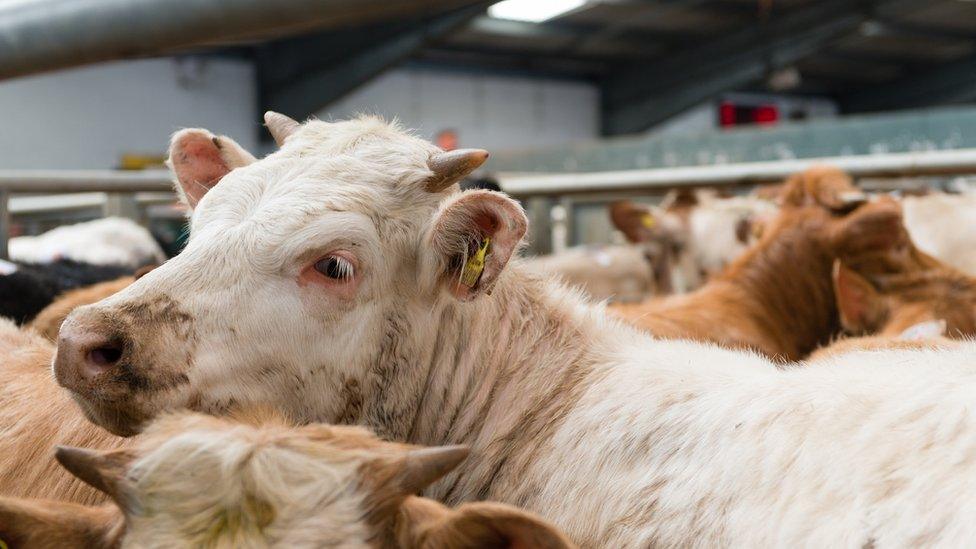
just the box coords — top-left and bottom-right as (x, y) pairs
(550, 201), (570, 255)
(0, 190), (10, 260)
(524, 196), (553, 255)
(104, 192), (141, 222)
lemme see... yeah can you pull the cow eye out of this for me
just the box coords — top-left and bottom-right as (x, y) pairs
(314, 256), (354, 280)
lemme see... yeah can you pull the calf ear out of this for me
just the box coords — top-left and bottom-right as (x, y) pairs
(424, 191), (528, 301)
(608, 201), (657, 244)
(167, 128), (256, 210)
(56, 446), (138, 512)
(397, 497), (575, 549)
(833, 260), (886, 334)
(0, 497), (122, 549)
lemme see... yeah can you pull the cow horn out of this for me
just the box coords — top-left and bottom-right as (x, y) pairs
(264, 111), (300, 146)
(398, 445), (469, 494)
(425, 149), (490, 192)
(839, 191), (868, 206)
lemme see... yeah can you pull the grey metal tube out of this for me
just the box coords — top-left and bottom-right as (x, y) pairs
(0, 0), (472, 80)
(0, 191), (8, 260)
(0, 170), (172, 193)
(498, 148), (976, 198)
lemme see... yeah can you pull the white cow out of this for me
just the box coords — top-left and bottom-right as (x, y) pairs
(903, 191), (976, 275)
(53, 113), (976, 546)
(10, 217), (165, 267)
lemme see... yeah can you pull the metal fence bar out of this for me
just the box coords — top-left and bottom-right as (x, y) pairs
(0, 191), (9, 260)
(0, 170), (172, 193)
(498, 148), (976, 198)
(0, 170), (174, 260)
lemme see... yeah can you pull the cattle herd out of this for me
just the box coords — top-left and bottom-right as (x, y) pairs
(2, 113), (976, 547)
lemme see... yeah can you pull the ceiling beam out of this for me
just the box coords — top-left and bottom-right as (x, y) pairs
(257, 2), (488, 131)
(601, 0), (870, 135)
(841, 53), (976, 113)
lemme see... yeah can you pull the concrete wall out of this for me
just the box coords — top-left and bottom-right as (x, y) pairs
(0, 57), (257, 169)
(320, 66), (600, 151)
(0, 59), (599, 168)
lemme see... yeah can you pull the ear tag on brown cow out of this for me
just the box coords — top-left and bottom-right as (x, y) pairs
(461, 237), (491, 288)
(641, 214), (656, 229)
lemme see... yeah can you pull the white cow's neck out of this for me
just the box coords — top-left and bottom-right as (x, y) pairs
(357, 262), (624, 501)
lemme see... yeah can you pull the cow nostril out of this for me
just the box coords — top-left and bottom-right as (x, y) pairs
(88, 345), (123, 367)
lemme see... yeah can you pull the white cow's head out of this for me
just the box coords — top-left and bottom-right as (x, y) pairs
(54, 113), (527, 436)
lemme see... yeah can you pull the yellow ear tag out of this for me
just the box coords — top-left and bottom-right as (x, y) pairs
(641, 214), (656, 228)
(461, 237), (491, 288)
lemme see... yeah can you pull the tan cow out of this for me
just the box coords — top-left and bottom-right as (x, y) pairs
(0, 410), (573, 549)
(0, 319), (125, 504)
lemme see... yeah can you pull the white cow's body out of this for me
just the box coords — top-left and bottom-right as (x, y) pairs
(524, 245), (654, 302)
(57, 116), (976, 547)
(10, 217), (165, 267)
(904, 192), (976, 275)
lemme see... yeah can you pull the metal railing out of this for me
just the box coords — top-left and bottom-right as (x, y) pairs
(0, 170), (173, 259)
(6, 147), (976, 260)
(497, 148), (976, 198)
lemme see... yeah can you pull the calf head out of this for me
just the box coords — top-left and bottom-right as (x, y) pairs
(609, 200), (687, 292)
(54, 114), (527, 436)
(833, 259), (976, 339)
(0, 411), (572, 548)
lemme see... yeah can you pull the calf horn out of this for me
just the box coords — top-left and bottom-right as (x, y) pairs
(264, 111), (300, 146)
(425, 149), (490, 192)
(397, 445), (470, 494)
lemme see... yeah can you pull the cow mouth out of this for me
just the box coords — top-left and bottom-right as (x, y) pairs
(69, 392), (148, 437)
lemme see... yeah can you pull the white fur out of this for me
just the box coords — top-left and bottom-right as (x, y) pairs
(10, 217), (165, 267)
(686, 193), (775, 276)
(903, 191), (976, 275)
(523, 245), (655, 302)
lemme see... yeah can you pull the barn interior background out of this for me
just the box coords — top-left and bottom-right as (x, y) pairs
(1, 0), (975, 256)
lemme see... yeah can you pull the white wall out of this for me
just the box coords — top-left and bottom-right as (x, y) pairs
(320, 67), (599, 151)
(0, 57), (257, 169)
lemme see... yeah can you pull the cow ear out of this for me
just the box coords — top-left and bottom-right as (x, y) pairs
(833, 260), (887, 334)
(0, 496), (122, 549)
(397, 497), (575, 549)
(167, 128), (256, 210)
(424, 191), (527, 301)
(608, 201), (659, 244)
(56, 446), (138, 512)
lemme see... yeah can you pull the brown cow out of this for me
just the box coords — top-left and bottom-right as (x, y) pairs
(610, 166), (895, 360)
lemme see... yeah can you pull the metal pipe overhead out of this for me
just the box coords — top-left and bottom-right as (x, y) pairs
(0, 0), (473, 80)
(498, 149), (976, 198)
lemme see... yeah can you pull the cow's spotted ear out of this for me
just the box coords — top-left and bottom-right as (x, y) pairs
(0, 496), (122, 549)
(396, 497), (575, 549)
(423, 190), (528, 301)
(167, 128), (256, 210)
